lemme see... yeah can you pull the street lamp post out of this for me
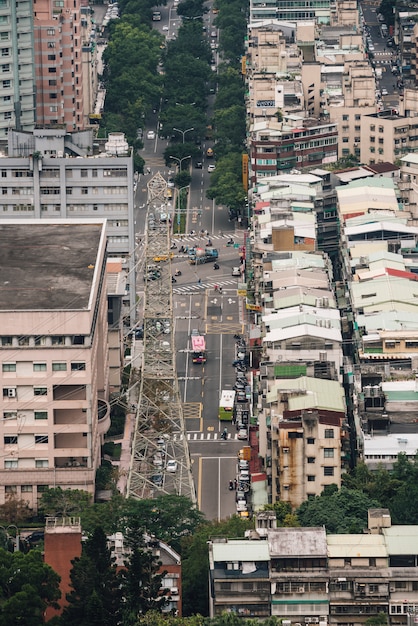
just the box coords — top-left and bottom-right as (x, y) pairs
(169, 155), (191, 171)
(173, 127), (194, 144)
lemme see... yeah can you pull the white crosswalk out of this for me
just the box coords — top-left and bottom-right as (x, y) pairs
(173, 279), (237, 294)
(172, 233), (243, 245)
(173, 431), (244, 441)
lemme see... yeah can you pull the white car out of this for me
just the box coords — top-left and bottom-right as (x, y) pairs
(208, 164), (216, 172)
(238, 428), (248, 440)
(147, 130), (156, 140)
(381, 88), (388, 96)
(166, 460), (178, 473)
(162, 25), (169, 31)
(232, 267), (241, 276)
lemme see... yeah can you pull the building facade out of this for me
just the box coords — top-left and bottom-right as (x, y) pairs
(0, 0), (36, 138)
(33, 0), (84, 131)
(0, 220), (110, 510)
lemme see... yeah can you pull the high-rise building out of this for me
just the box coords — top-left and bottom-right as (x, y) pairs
(0, 219), (110, 511)
(0, 0), (36, 138)
(33, 0), (84, 130)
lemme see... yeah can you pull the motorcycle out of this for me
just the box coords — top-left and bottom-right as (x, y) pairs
(171, 276), (177, 283)
(213, 263), (219, 270)
(229, 480), (234, 491)
(226, 239), (234, 247)
(174, 269), (182, 276)
(206, 240), (213, 247)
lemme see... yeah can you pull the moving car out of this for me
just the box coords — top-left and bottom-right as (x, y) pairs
(195, 161), (203, 169)
(147, 130), (156, 140)
(208, 164), (216, 172)
(232, 267), (241, 276)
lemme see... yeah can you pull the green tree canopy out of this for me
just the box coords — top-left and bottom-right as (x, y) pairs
(61, 527), (122, 626)
(296, 486), (381, 533)
(0, 549), (60, 626)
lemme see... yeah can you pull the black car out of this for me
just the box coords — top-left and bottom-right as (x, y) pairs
(26, 530), (45, 545)
(195, 161), (203, 169)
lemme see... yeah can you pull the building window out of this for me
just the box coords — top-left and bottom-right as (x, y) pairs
(4, 436), (17, 444)
(307, 475), (315, 482)
(307, 457), (315, 463)
(33, 363), (47, 372)
(4, 460), (17, 469)
(21, 485), (33, 492)
(325, 429), (334, 438)
(34, 336), (46, 346)
(5, 485), (17, 493)
(324, 448), (334, 458)
(3, 411), (16, 419)
(307, 437), (315, 444)
(4, 111), (11, 120)
(2, 80), (10, 88)
(2, 363), (16, 372)
(81, 169), (88, 178)
(324, 466), (335, 476)
(52, 362), (67, 371)
(51, 336), (65, 345)
(48, 67), (57, 73)
(72, 335), (85, 345)
(81, 187), (88, 195)
(71, 362), (86, 371)
(34, 387), (47, 396)
(35, 435), (48, 444)
(35, 460), (48, 469)
(47, 28), (55, 35)
(1, 336), (12, 346)
(18, 337), (29, 346)
(34, 411), (48, 420)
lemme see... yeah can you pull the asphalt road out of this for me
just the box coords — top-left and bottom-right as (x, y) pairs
(132, 1), (249, 520)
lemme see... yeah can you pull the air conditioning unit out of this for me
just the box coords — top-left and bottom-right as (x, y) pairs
(7, 388), (16, 398)
(171, 587), (179, 595)
(298, 586), (305, 593)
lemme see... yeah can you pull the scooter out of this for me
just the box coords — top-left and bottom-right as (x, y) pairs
(229, 480), (234, 490)
(213, 263), (219, 270)
(206, 240), (213, 247)
(171, 276), (177, 283)
(174, 269), (182, 276)
(226, 239), (234, 247)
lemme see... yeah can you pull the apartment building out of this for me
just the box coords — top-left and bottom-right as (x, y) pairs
(0, 0), (36, 138)
(209, 510), (418, 624)
(33, 0), (84, 131)
(0, 219), (110, 510)
(249, 0), (331, 23)
(399, 152), (418, 218)
(1, 127), (136, 318)
(360, 110), (418, 165)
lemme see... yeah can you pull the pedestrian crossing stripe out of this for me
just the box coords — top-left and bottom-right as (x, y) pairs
(173, 280), (237, 294)
(173, 431), (243, 441)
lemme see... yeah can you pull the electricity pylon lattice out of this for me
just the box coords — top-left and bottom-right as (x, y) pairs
(126, 172), (196, 503)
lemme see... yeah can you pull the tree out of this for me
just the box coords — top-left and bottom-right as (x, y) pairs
(61, 527), (122, 626)
(0, 548), (61, 626)
(0, 493), (32, 525)
(181, 516), (253, 616)
(119, 525), (169, 625)
(38, 487), (92, 518)
(296, 486), (381, 534)
(365, 613), (388, 626)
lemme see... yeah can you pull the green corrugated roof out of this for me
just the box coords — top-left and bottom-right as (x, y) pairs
(266, 376), (345, 412)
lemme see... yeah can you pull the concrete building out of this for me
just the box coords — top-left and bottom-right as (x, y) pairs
(0, 220), (110, 510)
(209, 511), (418, 624)
(33, 0), (84, 131)
(360, 110), (418, 165)
(1, 128), (136, 318)
(0, 0), (36, 138)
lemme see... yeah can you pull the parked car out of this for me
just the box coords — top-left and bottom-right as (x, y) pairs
(236, 500), (248, 512)
(238, 427), (248, 440)
(166, 459), (178, 472)
(239, 459), (249, 471)
(236, 391), (247, 403)
(239, 469), (250, 482)
(153, 453), (163, 467)
(151, 474), (163, 486)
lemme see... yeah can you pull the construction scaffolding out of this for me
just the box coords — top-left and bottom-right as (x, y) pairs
(126, 172), (196, 503)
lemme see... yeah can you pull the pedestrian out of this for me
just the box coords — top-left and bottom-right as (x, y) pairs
(219, 286), (223, 294)
(198, 278), (201, 284)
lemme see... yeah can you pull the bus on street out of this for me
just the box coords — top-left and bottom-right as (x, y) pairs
(219, 389), (236, 421)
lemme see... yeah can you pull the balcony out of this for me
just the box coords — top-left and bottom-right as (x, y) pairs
(98, 398), (111, 436)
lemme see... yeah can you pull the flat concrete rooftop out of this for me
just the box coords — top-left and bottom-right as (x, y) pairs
(0, 222), (103, 311)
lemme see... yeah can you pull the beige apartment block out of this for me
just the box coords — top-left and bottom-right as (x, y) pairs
(0, 220), (110, 511)
(400, 152), (418, 217)
(360, 111), (418, 165)
(330, 0), (359, 28)
(34, 0), (84, 130)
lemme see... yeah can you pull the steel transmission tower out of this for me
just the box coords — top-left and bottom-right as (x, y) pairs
(127, 172), (196, 503)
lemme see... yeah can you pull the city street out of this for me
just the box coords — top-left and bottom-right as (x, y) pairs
(132, 2), (249, 519)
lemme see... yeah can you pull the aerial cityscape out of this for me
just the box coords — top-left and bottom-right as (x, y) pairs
(2, 0), (418, 621)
